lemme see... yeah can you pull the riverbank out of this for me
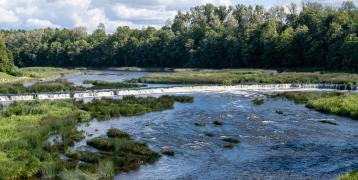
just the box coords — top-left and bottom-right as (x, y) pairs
(0, 67), (78, 84)
(132, 69), (358, 86)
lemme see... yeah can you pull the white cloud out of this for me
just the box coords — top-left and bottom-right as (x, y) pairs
(0, 0), (355, 32)
(26, 18), (60, 28)
(0, 7), (20, 24)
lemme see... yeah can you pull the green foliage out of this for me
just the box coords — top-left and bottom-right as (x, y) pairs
(339, 171), (358, 180)
(0, 95), (193, 178)
(0, 37), (15, 74)
(0, 79), (83, 94)
(84, 80), (143, 89)
(136, 70), (358, 85)
(76, 95), (193, 120)
(307, 93), (358, 119)
(1, 2), (358, 70)
(275, 91), (342, 104)
(252, 98), (265, 105)
(277, 91), (358, 120)
(107, 128), (130, 139)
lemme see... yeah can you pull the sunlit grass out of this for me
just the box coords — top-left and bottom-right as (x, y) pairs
(134, 69), (358, 85)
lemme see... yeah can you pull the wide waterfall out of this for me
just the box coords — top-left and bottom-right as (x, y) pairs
(0, 83), (356, 102)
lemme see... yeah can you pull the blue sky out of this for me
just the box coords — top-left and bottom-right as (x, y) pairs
(0, 0), (355, 32)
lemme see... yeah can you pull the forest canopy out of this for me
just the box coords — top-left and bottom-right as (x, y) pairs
(1, 1), (357, 70)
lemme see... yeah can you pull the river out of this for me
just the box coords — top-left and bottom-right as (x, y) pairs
(70, 82), (358, 179)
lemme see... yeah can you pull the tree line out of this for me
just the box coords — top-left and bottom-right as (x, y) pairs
(1, 1), (358, 71)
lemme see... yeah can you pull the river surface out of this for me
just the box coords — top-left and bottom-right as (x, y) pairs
(64, 70), (181, 88)
(73, 87), (358, 179)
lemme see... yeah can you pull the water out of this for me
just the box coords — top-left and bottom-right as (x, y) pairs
(64, 70), (178, 88)
(75, 91), (358, 180)
(64, 70), (147, 85)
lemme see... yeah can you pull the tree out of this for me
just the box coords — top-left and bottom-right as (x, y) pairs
(0, 36), (15, 74)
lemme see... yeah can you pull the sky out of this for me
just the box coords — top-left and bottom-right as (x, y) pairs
(0, 0), (355, 32)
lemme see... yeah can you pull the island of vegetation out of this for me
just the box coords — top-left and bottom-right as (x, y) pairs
(0, 95), (193, 179)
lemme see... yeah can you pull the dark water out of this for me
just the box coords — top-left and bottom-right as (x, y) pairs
(75, 91), (358, 180)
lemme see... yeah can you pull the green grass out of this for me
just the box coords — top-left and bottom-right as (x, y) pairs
(307, 93), (358, 120)
(0, 67), (76, 84)
(107, 128), (130, 139)
(339, 171), (358, 180)
(276, 91), (358, 120)
(83, 80), (144, 89)
(0, 79), (84, 94)
(0, 95), (194, 179)
(133, 69), (358, 85)
(275, 91), (342, 104)
(76, 95), (193, 120)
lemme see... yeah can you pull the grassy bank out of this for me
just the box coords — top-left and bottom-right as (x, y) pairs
(0, 95), (193, 179)
(84, 80), (144, 89)
(276, 91), (358, 120)
(133, 69), (358, 85)
(0, 79), (144, 95)
(0, 67), (77, 84)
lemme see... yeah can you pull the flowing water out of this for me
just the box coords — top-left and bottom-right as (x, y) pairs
(74, 90), (358, 180)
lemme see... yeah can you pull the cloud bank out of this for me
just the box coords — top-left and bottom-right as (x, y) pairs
(0, 0), (354, 32)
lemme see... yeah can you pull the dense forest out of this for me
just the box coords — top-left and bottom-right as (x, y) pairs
(0, 1), (357, 70)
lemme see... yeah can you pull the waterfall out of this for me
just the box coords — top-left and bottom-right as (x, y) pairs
(0, 83), (356, 102)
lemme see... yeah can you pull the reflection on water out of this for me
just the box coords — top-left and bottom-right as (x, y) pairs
(75, 91), (358, 180)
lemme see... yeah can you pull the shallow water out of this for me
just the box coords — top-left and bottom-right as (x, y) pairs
(75, 91), (358, 180)
(64, 70), (147, 85)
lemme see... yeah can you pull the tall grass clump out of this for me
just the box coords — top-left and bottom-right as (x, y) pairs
(307, 93), (358, 119)
(339, 171), (358, 180)
(83, 80), (144, 89)
(0, 79), (83, 94)
(76, 95), (193, 120)
(275, 91), (342, 104)
(134, 69), (358, 85)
